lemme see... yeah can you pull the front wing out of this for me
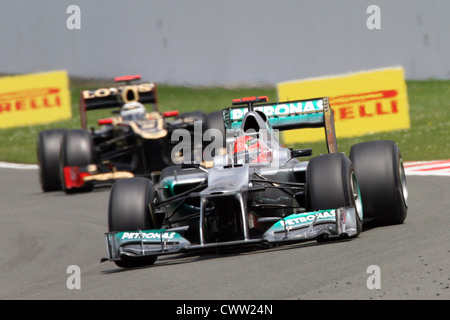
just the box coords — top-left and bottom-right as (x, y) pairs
(104, 207), (359, 263)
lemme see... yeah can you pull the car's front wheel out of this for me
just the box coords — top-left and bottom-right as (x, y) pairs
(37, 129), (66, 192)
(108, 177), (160, 268)
(306, 153), (363, 238)
(60, 129), (95, 194)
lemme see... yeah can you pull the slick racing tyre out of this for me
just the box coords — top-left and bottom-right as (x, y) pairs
(176, 111), (206, 122)
(173, 111), (206, 163)
(203, 110), (226, 158)
(108, 177), (159, 268)
(37, 129), (67, 192)
(349, 140), (408, 225)
(306, 153), (363, 238)
(60, 129), (95, 194)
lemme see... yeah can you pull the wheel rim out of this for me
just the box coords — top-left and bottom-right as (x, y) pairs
(399, 158), (408, 207)
(351, 172), (363, 221)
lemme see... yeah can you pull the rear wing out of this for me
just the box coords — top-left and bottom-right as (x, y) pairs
(223, 96), (337, 153)
(79, 76), (158, 129)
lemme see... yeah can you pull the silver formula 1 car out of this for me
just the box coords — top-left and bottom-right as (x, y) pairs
(104, 96), (408, 268)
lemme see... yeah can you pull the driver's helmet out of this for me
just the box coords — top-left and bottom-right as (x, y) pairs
(120, 102), (147, 121)
(233, 135), (271, 164)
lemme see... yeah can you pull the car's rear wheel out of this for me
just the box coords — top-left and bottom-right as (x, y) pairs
(60, 129), (95, 194)
(37, 129), (66, 192)
(349, 140), (407, 225)
(306, 153), (363, 238)
(108, 177), (159, 268)
(176, 111), (205, 122)
(203, 110), (226, 159)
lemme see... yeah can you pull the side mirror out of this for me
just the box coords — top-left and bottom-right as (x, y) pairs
(291, 148), (312, 158)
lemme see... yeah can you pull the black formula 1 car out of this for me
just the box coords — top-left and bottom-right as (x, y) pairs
(104, 96), (408, 268)
(37, 75), (223, 193)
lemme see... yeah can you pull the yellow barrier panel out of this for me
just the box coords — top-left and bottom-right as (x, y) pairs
(0, 71), (71, 129)
(277, 67), (410, 144)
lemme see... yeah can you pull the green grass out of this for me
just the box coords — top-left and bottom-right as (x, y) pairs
(0, 79), (448, 164)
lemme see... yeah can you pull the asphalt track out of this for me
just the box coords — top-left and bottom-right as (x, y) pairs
(0, 167), (448, 300)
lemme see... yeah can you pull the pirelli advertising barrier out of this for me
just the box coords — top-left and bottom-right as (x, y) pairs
(277, 67), (410, 144)
(0, 71), (72, 129)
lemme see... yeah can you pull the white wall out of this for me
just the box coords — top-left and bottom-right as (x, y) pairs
(1, 0), (449, 85)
